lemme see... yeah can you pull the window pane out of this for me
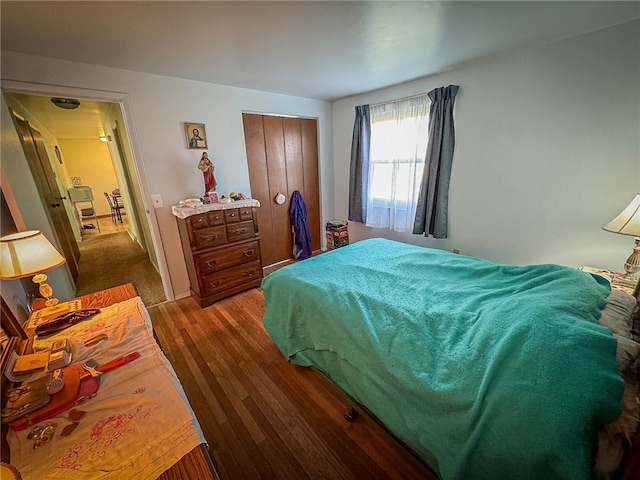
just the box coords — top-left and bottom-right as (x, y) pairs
(366, 95), (429, 232)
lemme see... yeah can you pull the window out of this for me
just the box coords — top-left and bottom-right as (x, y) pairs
(365, 95), (429, 232)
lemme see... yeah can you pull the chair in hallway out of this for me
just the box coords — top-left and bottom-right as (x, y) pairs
(69, 186), (100, 233)
(104, 192), (124, 223)
(78, 203), (100, 232)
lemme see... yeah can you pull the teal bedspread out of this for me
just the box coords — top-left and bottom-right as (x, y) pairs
(261, 238), (623, 480)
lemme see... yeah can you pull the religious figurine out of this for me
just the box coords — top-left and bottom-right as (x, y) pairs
(197, 152), (217, 195)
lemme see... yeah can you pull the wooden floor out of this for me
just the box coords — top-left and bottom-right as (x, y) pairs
(148, 288), (433, 480)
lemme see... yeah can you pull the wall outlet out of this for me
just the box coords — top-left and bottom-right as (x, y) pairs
(151, 194), (163, 208)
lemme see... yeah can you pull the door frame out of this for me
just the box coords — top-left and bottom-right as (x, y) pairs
(1, 80), (175, 301)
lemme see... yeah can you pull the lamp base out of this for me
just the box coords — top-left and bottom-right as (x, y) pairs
(32, 273), (59, 308)
(611, 273), (639, 289)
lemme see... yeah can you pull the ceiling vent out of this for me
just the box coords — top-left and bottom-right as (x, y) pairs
(50, 97), (80, 109)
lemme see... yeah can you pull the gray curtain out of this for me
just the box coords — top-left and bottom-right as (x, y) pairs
(348, 105), (370, 223)
(413, 85), (459, 238)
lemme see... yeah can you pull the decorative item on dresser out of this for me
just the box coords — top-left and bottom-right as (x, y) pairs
(172, 199), (263, 307)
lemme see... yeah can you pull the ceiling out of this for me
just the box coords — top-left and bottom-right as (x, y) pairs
(7, 94), (114, 140)
(2, 1), (638, 102)
(2, 1), (639, 138)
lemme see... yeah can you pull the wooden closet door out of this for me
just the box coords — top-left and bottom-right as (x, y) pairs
(242, 114), (320, 267)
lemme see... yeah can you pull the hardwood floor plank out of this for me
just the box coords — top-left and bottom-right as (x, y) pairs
(264, 365), (388, 479)
(154, 303), (249, 480)
(242, 396), (312, 480)
(148, 289), (433, 480)
(238, 360), (348, 479)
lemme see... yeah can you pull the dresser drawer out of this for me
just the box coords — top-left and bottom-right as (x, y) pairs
(190, 213), (209, 230)
(239, 207), (253, 221)
(197, 240), (261, 275)
(227, 220), (255, 243)
(224, 208), (241, 223)
(193, 225), (227, 250)
(201, 260), (262, 296)
(208, 210), (225, 226)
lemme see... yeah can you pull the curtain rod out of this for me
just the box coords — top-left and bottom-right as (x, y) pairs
(370, 92), (428, 107)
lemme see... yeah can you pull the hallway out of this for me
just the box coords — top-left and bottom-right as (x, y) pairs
(74, 214), (166, 306)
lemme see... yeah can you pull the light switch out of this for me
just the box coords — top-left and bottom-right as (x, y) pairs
(151, 194), (163, 208)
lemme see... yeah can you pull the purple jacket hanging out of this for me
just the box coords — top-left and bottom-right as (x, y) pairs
(289, 190), (312, 260)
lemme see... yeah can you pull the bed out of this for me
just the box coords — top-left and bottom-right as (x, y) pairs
(261, 238), (640, 480)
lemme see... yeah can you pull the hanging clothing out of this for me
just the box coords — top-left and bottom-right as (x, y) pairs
(289, 190), (312, 260)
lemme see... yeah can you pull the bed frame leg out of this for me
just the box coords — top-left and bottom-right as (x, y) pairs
(344, 406), (358, 422)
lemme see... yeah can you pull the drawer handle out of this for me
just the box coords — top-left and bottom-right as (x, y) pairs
(235, 228), (248, 235)
(208, 280), (222, 289)
(243, 269), (258, 277)
(195, 218), (205, 224)
(229, 213), (236, 217)
(243, 249), (254, 257)
(204, 234), (219, 241)
(206, 259), (218, 267)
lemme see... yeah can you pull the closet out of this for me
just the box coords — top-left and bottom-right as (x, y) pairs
(242, 114), (321, 267)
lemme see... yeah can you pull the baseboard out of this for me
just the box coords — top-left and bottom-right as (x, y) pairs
(173, 291), (192, 301)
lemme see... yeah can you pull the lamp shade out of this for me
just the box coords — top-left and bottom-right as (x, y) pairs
(603, 194), (640, 237)
(0, 230), (66, 280)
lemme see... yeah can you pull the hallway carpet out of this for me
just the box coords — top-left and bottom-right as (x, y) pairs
(75, 231), (166, 306)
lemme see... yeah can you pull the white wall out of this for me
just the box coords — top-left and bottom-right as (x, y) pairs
(1, 54), (334, 300)
(101, 103), (148, 257)
(333, 20), (640, 271)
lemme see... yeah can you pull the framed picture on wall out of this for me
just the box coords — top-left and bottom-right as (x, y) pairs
(54, 146), (63, 164)
(184, 122), (208, 149)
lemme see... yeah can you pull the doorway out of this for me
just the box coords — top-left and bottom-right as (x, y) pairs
(2, 90), (167, 306)
(242, 113), (321, 267)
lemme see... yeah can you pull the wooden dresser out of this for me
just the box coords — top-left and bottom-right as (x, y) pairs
(173, 199), (263, 307)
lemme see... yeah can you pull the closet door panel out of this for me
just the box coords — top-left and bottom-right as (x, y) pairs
(283, 117), (304, 195)
(243, 114), (276, 266)
(263, 116), (293, 264)
(301, 118), (321, 252)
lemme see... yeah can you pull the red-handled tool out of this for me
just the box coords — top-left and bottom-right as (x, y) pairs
(9, 352), (142, 431)
(96, 352), (141, 373)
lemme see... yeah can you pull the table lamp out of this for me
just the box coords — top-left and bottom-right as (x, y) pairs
(602, 193), (640, 287)
(0, 230), (66, 307)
